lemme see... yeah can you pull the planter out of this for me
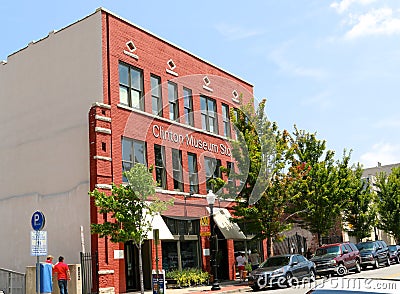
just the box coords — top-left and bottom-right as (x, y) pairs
(165, 278), (179, 289)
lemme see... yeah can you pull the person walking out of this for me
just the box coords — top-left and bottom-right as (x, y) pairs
(236, 252), (247, 282)
(249, 249), (260, 270)
(54, 256), (71, 294)
(46, 255), (54, 268)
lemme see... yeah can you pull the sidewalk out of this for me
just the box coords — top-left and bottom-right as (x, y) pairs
(128, 280), (251, 294)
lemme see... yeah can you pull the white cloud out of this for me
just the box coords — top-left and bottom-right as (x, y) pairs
(269, 46), (327, 79)
(360, 142), (400, 167)
(344, 8), (400, 39)
(215, 23), (263, 41)
(330, 0), (377, 14)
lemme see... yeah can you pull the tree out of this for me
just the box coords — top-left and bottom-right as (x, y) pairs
(90, 164), (171, 294)
(228, 98), (293, 256)
(287, 127), (352, 245)
(343, 164), (377, 242)
(375, 166), (400, 243)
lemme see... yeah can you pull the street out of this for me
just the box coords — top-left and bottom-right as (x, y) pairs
(246, 263), (400, 293)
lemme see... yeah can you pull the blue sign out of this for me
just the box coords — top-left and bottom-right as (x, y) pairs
(31, 211), (45, 231)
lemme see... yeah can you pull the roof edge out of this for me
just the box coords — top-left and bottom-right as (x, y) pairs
(97, 7), (253, 88)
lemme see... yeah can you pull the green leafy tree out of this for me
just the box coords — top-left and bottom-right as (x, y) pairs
(90, 164), (171, 294)
(343, 164), (377, 242)
(228, 99), (294, 256)
(375, 166), (400, 243)
(287, 127), (352, 245)
(227, 98), (276, 204)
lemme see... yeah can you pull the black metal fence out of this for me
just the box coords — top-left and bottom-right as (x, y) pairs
(0, 268), (25, 294)
(80, 251), (99, 294)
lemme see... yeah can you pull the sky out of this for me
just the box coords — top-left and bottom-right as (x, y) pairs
(1, 0), (399, 168)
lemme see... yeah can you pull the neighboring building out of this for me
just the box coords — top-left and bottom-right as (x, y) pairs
(343, 162), (400, 244)
(360, 162), (400, 244)
(0, 8), (263, 293)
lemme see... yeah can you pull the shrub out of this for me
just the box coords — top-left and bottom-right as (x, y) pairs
(165, 268), (210, 287)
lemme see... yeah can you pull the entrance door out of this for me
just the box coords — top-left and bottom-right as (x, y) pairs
(125, 241), (139, 291)
(217, 239), (228, 280)
(125, 240), (152, 291)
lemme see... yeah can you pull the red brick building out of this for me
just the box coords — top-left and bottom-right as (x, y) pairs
(0, 8), (265, 294)
(89, 8), (258, 293)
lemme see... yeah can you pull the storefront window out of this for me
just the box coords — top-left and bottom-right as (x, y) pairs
(162, 217), (201, 271)
(162, 241), (200, 271)
(181, 241), (199, 269)
(162, 242), (178, 271)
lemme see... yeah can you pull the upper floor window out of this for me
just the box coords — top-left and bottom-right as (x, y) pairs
(204, 156), (221, 191)
(227, 161), (236, 189)
(232, 108), (239, 139)
(154, 144), (167, 189)
(122, 137), (146, 182)
(168, 82), (179, 121)
(151, 75), (163, 116)
(222, 103), (231, 138)
(172, 148), (183, 191)
(119, 62), (144, 110)
(200, 96), (218, 134)
(187, 152), (199, 194)
(183, 87), (194, 126)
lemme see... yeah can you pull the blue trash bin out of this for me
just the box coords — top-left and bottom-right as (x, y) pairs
(40, 263), (53, 294)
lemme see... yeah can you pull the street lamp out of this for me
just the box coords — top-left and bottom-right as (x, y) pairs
(206, 190), (221, 291)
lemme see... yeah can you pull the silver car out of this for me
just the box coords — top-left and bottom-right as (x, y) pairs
(248, 254), (316, 291)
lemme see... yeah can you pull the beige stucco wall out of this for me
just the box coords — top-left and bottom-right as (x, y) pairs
(0, 10), (103, 272)
(26, 264), (82, 294)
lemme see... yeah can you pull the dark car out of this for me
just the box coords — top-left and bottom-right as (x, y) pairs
(356, 240), (390, 269)
(311, 242), (361, 277)
(247, 254), (315, 291)
(388, 244), (400, 264)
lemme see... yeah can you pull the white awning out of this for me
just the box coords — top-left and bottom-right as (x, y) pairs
(207, 208), (248, 240)
(145, 213), (174, 240)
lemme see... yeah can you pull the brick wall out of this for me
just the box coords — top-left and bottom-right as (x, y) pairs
(90, 10), (254, 292)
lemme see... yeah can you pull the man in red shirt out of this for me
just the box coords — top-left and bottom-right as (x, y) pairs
(54, 256), (71, 294)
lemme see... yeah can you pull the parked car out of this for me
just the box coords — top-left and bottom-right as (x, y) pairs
(310, 242), (361, 277)
(247, 254), (315, 291)
(356, 240), (390, 269)
(388, 244), (400, 264)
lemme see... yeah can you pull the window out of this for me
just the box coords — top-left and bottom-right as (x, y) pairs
(161, 240), (200, 271)
(227, 161), (236, 190)
(119, 62), (144, 110)
(200, 96), (218, 134)
(168, 82), (179, 121)
(122, 137), (146, 182)
(151, 75), (163, 116)
(222, 103), (231, 138)
(187, 153), (199, 194)
(172, 149), (183, 191)
(154, 144), (166, 189)
(344, 244), (353, 252)
(204, 156), (221, 191)
(183, 87), (194, 126)
(297, 255), (307, 263)
(232, 108), (239, 139)
(162, 217), (200, 270)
